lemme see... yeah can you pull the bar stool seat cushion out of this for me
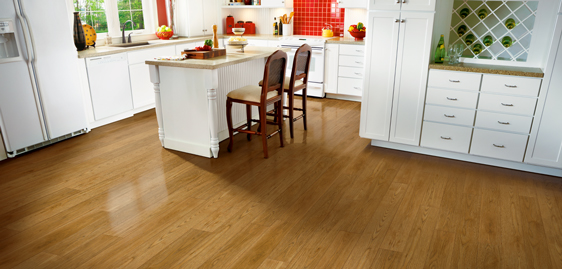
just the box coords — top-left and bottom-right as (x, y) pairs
(227, 85), (279, 103)
(258, 77), (303, 90)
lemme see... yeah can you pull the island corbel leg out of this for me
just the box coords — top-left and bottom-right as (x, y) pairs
(207, 88), (219, 158)
(149, 65), (165, 146)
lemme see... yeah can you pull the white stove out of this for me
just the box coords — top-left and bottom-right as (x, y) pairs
(279, 36), (328, 98)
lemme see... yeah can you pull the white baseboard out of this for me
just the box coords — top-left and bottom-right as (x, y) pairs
(370, 140), (562, 177)
(325, 93), (362, 102)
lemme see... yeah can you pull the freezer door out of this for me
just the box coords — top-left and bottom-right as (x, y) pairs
(19, 0), (87, 138)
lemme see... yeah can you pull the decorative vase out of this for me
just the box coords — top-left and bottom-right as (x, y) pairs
(73, 12), (86, 51)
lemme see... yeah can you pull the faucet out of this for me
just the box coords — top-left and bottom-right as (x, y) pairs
(122, 20), (134, 43)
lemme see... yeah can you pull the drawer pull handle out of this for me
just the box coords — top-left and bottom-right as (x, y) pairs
(355, 61), (363, 64)
(449, 79), (460, 83)
(356, 50), (363, 52)
(505, 84), (517, 88)
(440, 136), (452, 140)
(493, 144), (505, 148)
(354, 87), (361, 90)
(501, 103), (514, 106)
(446, 97), (458, 101)
(396, 0), (400, 3)
(498, 121), (510, 125)
(395, 19), (400, 23)
(444, 114), (455, 118)
(354, 72), (362, 75)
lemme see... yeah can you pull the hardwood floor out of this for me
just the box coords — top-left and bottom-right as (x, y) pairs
(0, 97), (561, 268)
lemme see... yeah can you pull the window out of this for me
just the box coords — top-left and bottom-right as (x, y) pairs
(117, 0), (144, 31)
(74, 0), (109, 33)
(70, 0), (154, 37)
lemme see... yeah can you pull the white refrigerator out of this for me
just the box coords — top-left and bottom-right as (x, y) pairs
(0, 0), (87, 157)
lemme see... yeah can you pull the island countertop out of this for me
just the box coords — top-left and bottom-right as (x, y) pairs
(145, 46), (291, 70)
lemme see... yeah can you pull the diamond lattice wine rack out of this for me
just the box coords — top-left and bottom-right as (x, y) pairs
(449, 0), (538, 62)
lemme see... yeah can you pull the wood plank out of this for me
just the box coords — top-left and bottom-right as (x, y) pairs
(537, 188), (562, 268)
(477, 171), (502, 269)
(423, 230), (455, 269)
(517, 195), (553, 268)
(447, 193), (481, 269)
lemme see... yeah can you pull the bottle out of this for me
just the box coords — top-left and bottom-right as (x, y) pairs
(457, 25), (467, 37)
(505, 18), (516, 29)
(464, 34), (475, 45)
(502, 36), (513, 48)
(460, 8), (470, 19)
(483, 35), (493, 46)
(434, 35), (445, 63)
(279, 17), (283, 35)
(478, 9), (487, 19)
(472, 43), (483, 55)
(273, 17), (278, 35)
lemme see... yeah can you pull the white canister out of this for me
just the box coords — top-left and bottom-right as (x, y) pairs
(282, 24), (293, 36)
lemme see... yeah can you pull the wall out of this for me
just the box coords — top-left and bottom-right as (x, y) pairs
(293, 0), (345, 36)
(343, 8), (367, 38)
(220, 8), (293, 35)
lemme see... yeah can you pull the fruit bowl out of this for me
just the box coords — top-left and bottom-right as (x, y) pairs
(156, 30), (174, 40)
(349, 31), (366, 40)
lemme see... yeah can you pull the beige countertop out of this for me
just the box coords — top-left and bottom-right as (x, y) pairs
(326, 37), (365, 45)
(429, 63), (544, 78)
(145, 46), (291, 70)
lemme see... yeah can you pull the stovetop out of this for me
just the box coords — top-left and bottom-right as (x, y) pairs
(279, 35), (336, 47)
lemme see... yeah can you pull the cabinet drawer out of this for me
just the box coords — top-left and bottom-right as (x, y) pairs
(339, 55), (364, 67)
(426, 88), (479, 109)
(423, 105), (475, 126)
(337, 77), (363, 96)
(128, 46), (175, 65)
(339, 66), (364, 79)
(470, 129), (529, 162)
(421, 122), (473, 153)
(428, 70), (482, 91)
(474, 111), (533, 134)
(339, 44), (365, 56)
(481, 74), (541, 97)
(478, 93), (537, 116)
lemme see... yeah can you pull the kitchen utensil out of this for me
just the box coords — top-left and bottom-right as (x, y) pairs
(182, 49), (226, 59)
(282, 24), (292, 36)
(322, 24), (333, 37)
(283, 14), (287, 24)
(232, 28), (245, 35)
(288, 12), (294, 24)
(213, 25), (218, 49)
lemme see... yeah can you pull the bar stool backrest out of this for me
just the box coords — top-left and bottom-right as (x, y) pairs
(290, 44), (312, 88)
(261, 50), (288, 103)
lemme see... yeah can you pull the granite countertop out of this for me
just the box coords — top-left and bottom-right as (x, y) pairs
(326, 37), (365, 45)
(429, 63), (544, 78)
(145, 46), (291, 70)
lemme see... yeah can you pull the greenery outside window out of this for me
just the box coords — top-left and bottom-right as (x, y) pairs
(118, 0), (144, 31)
(74, 0), (109, 33)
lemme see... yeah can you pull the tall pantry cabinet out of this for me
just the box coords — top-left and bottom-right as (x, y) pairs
(360, 1), (435, 145)
(525, 14), (562, 168)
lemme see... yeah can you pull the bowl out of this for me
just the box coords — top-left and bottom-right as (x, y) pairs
(232, 28), (245, 35)
(156, 30), (174, 40)
(348, 31), (365, 40)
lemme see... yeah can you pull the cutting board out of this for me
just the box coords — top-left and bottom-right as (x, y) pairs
(181, 49), (226, 59)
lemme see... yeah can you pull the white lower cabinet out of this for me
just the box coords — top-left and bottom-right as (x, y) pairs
(425, 88), (479, 109)
(423, 105), (475, 126)
(324, 44), (339, 94)
(478, 93), (537, 116)
(338, 77), (363, 96)
(421, 122), (473, 153)
(474, 111), (533, 134)
(324, 43), (364, 97)
(470, 129), (529, 162)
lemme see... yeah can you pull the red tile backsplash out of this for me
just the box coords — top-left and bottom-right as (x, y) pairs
(293, 0), (345, 36)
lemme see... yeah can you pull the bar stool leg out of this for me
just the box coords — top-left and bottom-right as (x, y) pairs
(226, 98), (234, 152)
(302, 87), (307, 131)
(246, 104), (252, 141)
(277, 100), (284, 147)
(260, 105), (268, 158)
(288, 90), (295, 138)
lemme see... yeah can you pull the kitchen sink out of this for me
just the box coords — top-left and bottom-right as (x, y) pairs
(109, 41), (150, 47)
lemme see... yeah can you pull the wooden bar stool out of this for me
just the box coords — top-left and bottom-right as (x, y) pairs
(226, 50), (288, 158)
(260, 44), (312, 138)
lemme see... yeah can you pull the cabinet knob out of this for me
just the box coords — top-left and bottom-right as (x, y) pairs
(354, 72), (362, 76)
(402, 0), (406, 3)
(354, 87), (361, 90)
(401, 19), (406, 23)
(396, 0), (400, 3)
(493, 144), (505, 148)
(355, 61), (363, 64)
(395, 19), (400, 23)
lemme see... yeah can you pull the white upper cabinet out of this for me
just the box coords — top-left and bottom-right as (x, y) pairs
(526, 17), (562, 168)
(360, 11), (401, 141)
(338, 0), (367, 9)
(261, 0), (293, 8)
(370, 0), (435, 11)
(177, 0), (218, 37)
(389, 12), (434, 145)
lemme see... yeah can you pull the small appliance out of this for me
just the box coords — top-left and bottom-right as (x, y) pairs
(226, 15), (235, 34)
(244, 21), (255, 34)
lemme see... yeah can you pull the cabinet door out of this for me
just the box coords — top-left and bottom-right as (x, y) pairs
(360, 12), (401, 141)
(526, 17), (562, 168)
(129, 63), (155, 109)
(389, 12), (434, 145)
(202, 0), (218, 35)
(400, 0), (436, 11)
(338, 0), (367, 8)
(370, 0), (401, 11)
(261, 0), (285, 7)
(187, 0), (204, 36)
(324, 44), (339, 94)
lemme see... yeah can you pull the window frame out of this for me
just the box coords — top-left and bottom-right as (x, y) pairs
(67, 0), (157, 39)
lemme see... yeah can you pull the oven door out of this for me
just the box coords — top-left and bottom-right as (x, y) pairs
(281, 45), (325, 83)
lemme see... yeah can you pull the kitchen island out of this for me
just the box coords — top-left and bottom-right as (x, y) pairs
(145, 46), (290, 158)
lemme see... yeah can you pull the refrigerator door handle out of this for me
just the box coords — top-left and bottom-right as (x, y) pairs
(17, 0), (37, 64)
